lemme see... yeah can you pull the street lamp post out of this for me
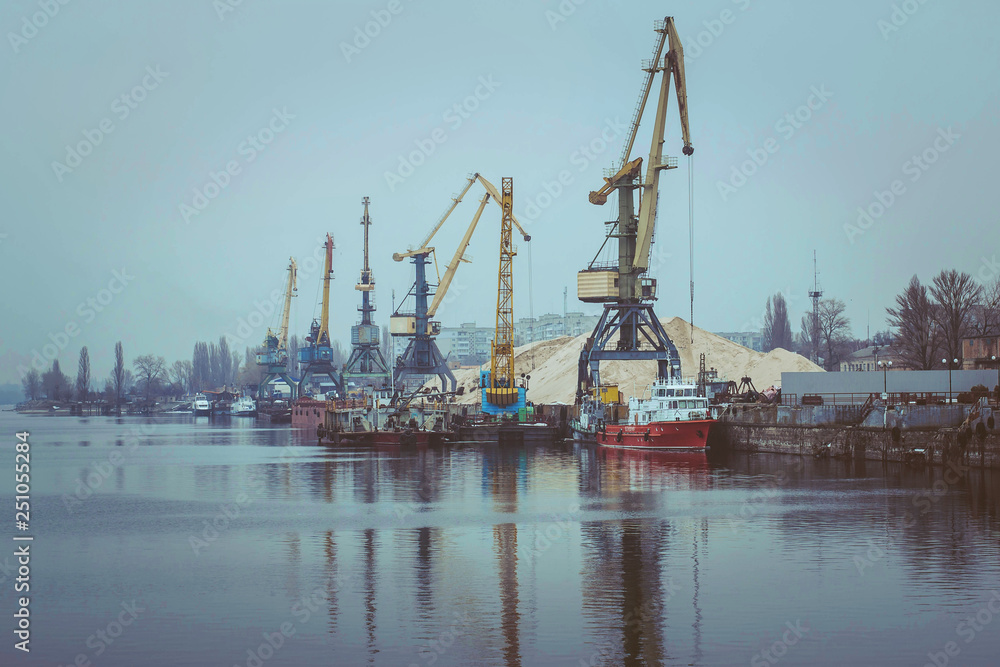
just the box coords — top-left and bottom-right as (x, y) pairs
(942, 358), (958, 403)
(878, 359), (892, 399)
(992, 355), (999, 404)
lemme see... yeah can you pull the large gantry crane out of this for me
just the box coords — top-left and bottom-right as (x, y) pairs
(342, 197), (391, 389)
(391, 173), (530, 392)
(576, 16), (693, 399)
(481, 177), (526, 415)
(256, 257), (298, 400)
(298, 234), (344, 397)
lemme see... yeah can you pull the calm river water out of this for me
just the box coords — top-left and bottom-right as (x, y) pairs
(1, 412), (999, 666)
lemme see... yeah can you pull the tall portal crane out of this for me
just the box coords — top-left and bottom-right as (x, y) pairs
(299, 234), (344, 396)
(391, 173), (530, 392)
(256, 257), (298, 400)
(481, 177), (526, 414)
(343, 197), (391, 389)
(576, 17), (693, 399)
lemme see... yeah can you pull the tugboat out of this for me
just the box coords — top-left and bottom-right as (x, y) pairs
(192, 393), (212, 416)
(572, 377), (712, 450)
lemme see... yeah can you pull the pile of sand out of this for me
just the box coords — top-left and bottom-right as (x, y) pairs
(428, 316), (823, 404)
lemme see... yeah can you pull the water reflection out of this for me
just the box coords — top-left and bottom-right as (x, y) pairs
(323, 530), (338, 634)
(9, 411), (1000, 667)
(363, 527), (378, 664)
(487, 446), (524, 666)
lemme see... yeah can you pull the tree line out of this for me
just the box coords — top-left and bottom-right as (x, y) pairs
(20, 324), (395, 405)
(886, 269), (995, 369)
(757, 268), (997, 371)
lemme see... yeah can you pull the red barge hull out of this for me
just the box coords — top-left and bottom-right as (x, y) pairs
(584, 419), (712, 450)
(291, 398), (326, 430)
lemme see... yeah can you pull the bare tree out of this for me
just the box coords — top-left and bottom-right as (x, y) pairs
(218, 336), (232, 388)
(192, 342), (211, 390)
(929, 269), (982, 363)
(969, 277), (1000, 337)
(21, 369), (41, 401)
(76, 347), (91, 401)
(170, 360), (193, 394)
(240, 347), (264, 388)
(817, 298), (851, 370)
(230, 349), (241, 386)
(763, 293), (793, 352)
(42, 360), (72, 400)
(113, 341), (126, 415)
(886, 275), (940, 370)
(872, 330), (893, 346)
(331, 339), (347, 369)
(797, 313), (816, 359)
(286, 334), (300, 376)
(133, 354), (166, 404)
(122, 370), (134, 399)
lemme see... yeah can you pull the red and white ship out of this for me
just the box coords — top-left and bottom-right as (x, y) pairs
(572, 377), (712, 450)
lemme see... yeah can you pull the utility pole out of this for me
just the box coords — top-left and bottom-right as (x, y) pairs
(808, 250), (823, 365)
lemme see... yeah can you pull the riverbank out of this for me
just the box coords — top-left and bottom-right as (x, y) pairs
(712, 403), (1000, 468)
(15, 398), (190, 415)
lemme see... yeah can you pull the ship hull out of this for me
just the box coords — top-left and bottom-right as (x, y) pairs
(291, 398), (326, 430)
(573, 418), (712, 450)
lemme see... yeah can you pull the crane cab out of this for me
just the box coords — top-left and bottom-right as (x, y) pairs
(577, 269), (619, 302)
(389, 315), (441, 336)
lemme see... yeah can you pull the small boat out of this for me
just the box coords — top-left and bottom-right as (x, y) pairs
(230, 395), (257, 416)
(192, 393), (212, 416)
(572, 377), (712, 450)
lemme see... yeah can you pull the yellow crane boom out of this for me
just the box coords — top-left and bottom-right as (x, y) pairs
(277, 257), (297, 351)
(475, 174), (530, 241)
(318, 234), (334, 346)
(393, 173), (531, 264)
(634, 16), (692, 273)
(395, 174), (479, 262)
(589, 157), (642, 205)
(427, 193), (490, 318)
(393, 173), (531, 327)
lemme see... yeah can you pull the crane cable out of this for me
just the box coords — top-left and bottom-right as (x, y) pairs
(688, 153), (695, 344)
(527, 239), (535, 370)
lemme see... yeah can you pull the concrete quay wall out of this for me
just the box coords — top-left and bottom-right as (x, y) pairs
(713, 404), (1000, 468)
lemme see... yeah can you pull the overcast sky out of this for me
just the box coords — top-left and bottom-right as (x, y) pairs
(2, 0), (999, 383)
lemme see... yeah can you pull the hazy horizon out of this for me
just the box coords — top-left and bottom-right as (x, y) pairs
(3, 0), (999, 383)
